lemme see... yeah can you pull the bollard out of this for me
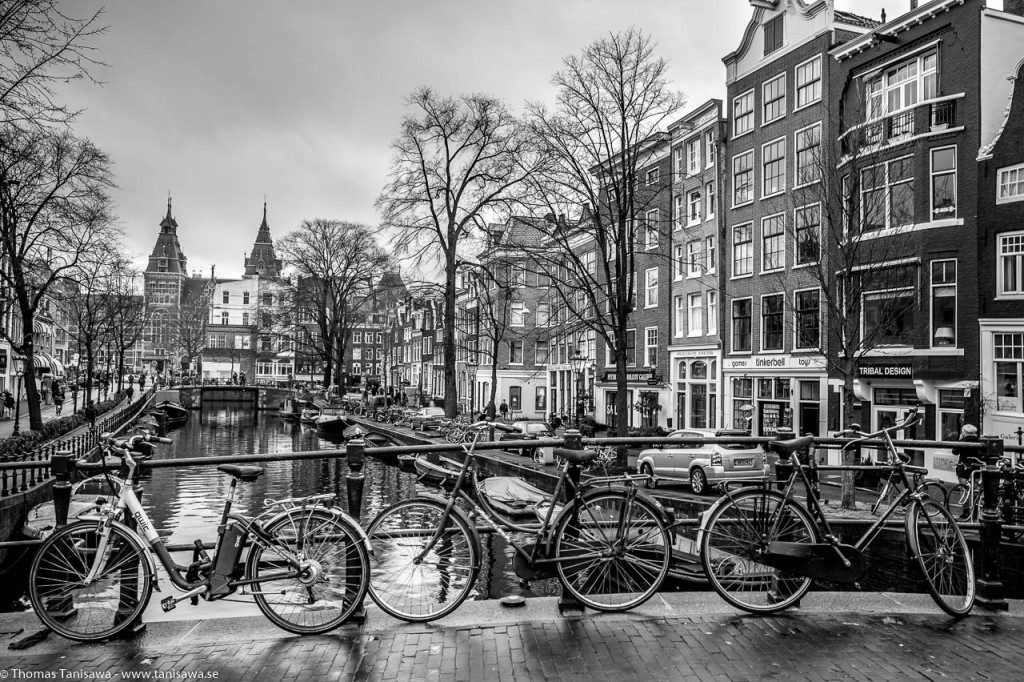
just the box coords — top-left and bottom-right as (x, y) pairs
(557, 429), (585, 615)
(51, 450), (75, 527)
(976, 436), (1008, 611)
(344, 435), (367, 622)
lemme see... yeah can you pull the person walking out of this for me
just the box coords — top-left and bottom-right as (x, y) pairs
(53, 383), (65, 416)
(126, 383), (135, 402)
(139, 374), (146, 391)
(84, 400), (98, 431)
(3, 390), (13, 420)
(499, 399), (509, 421)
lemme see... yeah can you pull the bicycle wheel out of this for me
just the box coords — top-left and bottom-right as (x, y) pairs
(699, 488), (817, 614)
(367, 498), (478, 622)
(906, 498), (975, 617)
(553, 491), (671, 611)
(917, 481), (948, 507)
(947, 484), (970, 521)
(29, 521), (153, 642)
(246, 508), (369, 634)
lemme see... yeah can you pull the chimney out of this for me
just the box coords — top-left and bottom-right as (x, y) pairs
(910, 0), (918, 10)
(881, 8), (887, 22)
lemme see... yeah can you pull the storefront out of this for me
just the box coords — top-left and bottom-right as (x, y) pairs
(980, 320), (1024, 449)
(596, 370), (670, 431)
(669, 349), (721, 431)
(722, 354), (827, 437)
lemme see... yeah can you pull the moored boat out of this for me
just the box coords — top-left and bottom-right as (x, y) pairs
(413, 455), (464, 486)
(156, 400), (189, 427)
(478, 476), (549, 519)
(314, 405), (349, 433)
(22, 476), (116, 539)
(299, 407), (320, 424)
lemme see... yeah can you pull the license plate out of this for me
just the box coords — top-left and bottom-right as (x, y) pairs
(733, 458), (754, 467)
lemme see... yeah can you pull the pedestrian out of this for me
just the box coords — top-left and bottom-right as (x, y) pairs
(953, 424), (981, 520)
(2, 390), (12, 419)
(53, 384), (64, 416)
(126, 384), (135, 402)
(84, 400), (98, 431)
(139, 374), (146, 391)
(499, 399), (509, 421)
(127, 373), (134, 387)
(232, 372), (238, 385)
(239, 372), (246, 386)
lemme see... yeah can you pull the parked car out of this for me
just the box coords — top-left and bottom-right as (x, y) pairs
(636, 428), (771, 495)
(409, 407), (446, 431)
(499, 420), (556, 458)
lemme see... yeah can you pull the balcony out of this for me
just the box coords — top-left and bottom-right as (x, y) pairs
(842, 95), (961, 156)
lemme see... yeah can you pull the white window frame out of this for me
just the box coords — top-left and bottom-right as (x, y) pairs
(762, 73), (786, 124)
(645, 209), (659, 249)
(732, 222), (753, 279)
(705, 129), (716, 168)
(761, 293), (785, 352)
(353, 331), (362, 344)
(673, 244), (685, 281)
(794, 122), (821, 188)
(794, 55), (822, 110)
(707, 291), (718, 336)
(705, 235), (717, 274)
(646, 167), (660, 186)
(687, 137), (700, 175)
(997, 163), (1024, 205)
(687, 241), (701, 278)
(794, 203), (821, 267)
(644, 267), (659, 308)
(510, 299), (526, 327)
(998, 231), (1024, 298)
(793, 287), (821, 351)
(673, 146), (685, 180)
(509, 339), (524, 365)
(673, 194), (685, 230)
(929, 259), (957, 349)
(688, 190), (701, 226)
(674, 295), (686, 337)
(761, 136), (786, 198)
(761, 213), (785, 274)
(930, 145), (957, 220)
(688, 293), (703, 337)
(860, 155), (915, 233)
(732, 149), (754, 207)
(644, 327), (658, 368)
(705, 181), (716, 219)
(732, 89), (754, 138)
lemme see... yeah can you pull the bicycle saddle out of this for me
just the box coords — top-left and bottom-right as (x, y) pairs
(767, 436), (814, 457)
(218, 465), (264, 482)
(552, 448), (599, 465)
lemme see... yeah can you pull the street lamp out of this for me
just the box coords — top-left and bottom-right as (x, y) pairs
(466, 357), (479, 419)
(12, 354), (25, 435)
(569, 348), (587, 428)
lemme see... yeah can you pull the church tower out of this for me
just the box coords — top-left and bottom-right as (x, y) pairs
(243, 201), (282, 278)
(143, 197), (188, 372)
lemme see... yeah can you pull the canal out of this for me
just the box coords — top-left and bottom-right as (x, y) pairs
(0, 403), (563, 617)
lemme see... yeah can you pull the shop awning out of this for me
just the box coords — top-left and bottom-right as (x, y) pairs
(27, 351), (60, 373)
(32, 319), (53, 335)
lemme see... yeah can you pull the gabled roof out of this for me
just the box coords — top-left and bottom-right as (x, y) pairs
(145, 197), (188, 276)
(243, 201), (283, 278)
(834, 9), (880, 29)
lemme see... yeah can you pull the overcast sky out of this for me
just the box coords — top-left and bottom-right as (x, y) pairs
(63, 0), (894, 280)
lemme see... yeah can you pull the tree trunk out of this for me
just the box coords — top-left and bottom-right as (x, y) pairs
(443, 253), (458, 418)
(840, 367), (858, 509)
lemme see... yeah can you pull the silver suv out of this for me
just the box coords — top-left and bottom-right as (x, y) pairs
(637, 428), (768, 495)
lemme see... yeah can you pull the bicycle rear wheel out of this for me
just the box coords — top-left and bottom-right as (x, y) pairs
(947, 484), (971, 521)
(29, 521), (153, 642)
(917, 481), (948, 507)
(700, 488), (817, 614)
(367, 498), (478, 622)
(554, 491), (671, 611)
(906, 498), (975, 617)
(246, 508), (369, 634)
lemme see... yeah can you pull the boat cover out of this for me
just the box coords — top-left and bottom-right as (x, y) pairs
(478, 476), (547, 508)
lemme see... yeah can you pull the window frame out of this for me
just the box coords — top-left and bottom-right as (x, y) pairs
(794, 122), (821, 188)
(707, 291), (718, 336)
(794, 287), (821, 351)
(794, 55), (822, 110)
(732, 89), (754, 139)
(644, 267), (659, 308)
(732, 149), (754, 207)
(645, 208), (660, 250)
(762, 73), (787, 125)
(688, 293), (703, 337)
(929, 145), (957, 220)
(761, 136), (786, 198)
(687, 137), (700, 175)
(705, 129), (716, 168)
(732, 222), (753, 279)
(674, 294), (686, 337)
(997, 163), (1024, 205)
(997, 231), (1024, 298)
(731, 298), (752, 353)
(761, 213), (786, 274)
(794, 203), (821, 267)
(929, 259), (957, 349)
(705, 235), (717, 274)
(646, 167), (660, 186)
(673, 243), (685, 281)
(644, 326), (658, 368)
(761, 293), (785, 352)
(705, 181), (716, 219)
(687, 240), (701, 278)
(688, 189), (701, 226)
(764, 14), (784, 56)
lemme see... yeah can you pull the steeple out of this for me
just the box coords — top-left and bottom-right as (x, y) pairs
(146, 195), (187, 274)
(243, 199), (282, 278)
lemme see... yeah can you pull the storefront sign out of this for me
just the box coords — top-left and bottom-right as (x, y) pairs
(602, 371), (658, 383)
(724, 354), (825, 371)
(856, 363), (913, 378)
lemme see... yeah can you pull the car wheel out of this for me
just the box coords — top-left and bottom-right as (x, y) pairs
(641, 462), (656, 489)
(690, 468), (708, 495)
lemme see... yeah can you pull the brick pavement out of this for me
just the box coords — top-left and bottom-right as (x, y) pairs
(2, 593), (1024, 681)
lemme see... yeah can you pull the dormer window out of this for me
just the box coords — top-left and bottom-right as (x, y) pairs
(764, 14), (783, 56)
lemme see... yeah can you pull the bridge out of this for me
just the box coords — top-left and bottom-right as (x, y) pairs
(176, 386), (291, 411)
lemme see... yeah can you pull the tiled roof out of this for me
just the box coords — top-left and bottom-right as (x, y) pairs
(835, 9), (880, 29)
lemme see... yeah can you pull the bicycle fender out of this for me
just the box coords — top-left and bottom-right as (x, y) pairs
(110, 519), (161, 592)
(580, 486), (674, 526)
(260, 506), (373, 556)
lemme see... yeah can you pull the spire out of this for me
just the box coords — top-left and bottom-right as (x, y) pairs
(145, 196), (187, 275)
(244, 199), (281, 278)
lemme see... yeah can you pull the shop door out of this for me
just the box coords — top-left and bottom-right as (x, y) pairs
(874, 407), (922, 466)
(798, 404), (820, 437)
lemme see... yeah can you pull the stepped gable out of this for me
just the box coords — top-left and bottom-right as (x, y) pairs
(243, 201), (283, 277)
(146, 197), (188, 274)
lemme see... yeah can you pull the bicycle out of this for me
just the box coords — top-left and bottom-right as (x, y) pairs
(948, 458), (1024, 539)
(869, 454), (948, 515)
(366, 421), (672, 622)
(698, 407), (975, 617)
(29, 432), (370, 642)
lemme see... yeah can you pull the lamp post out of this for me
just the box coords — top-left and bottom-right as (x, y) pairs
(466, 357), (479, 419)
(569, 349), (586, 429)
(12, 355), (25, 435)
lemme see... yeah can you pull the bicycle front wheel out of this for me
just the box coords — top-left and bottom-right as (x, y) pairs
(906, 498), (975, 617)
(700, 488), (817, 614)
(29, 521), (153, 642)
(367, 498), (478, 622)
(246, 508), (369, 634)
(554, 492), (671, 611)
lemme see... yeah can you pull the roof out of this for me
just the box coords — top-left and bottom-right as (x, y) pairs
(834, 9), (880, 29)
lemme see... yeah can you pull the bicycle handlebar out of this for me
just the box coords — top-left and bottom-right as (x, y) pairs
(468, 420), (517, 433)
(102, 432), (173, 457)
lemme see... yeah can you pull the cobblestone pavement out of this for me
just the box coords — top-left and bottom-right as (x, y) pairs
(2, 593), (1023, 681)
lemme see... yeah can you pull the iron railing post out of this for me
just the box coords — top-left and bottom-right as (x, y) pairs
(976, 435), (1008, 611)
(558, 429), (585, 614)
(345, 433), (367, 622)
(51, 449), (74, 527)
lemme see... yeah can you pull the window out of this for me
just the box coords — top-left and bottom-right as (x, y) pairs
(510, 299), (526, 327)
(260, 336), (272, 352)
(764, 14), (783, 55)
(688, 293), (703, 336)
(795, 289), (820, 349)
(861, 156), (914, 232)
(535, 386), (547, 411)
(732, 299), (752, 352)
(707, 292), (718, 334)
(376, 332), (383, 344)
(352, 363), (362, 376)
(762, 294), (784, 351)
(536, 341), (550, 365)
(930, 146), (957, 219)
(645, 327), (658, 367)
(706, 181), (716, 218)
(999, 232), (1024, 296)
(705, 129), (715, 167)
(353, 347), (362, 360)
(222, 291), (229, 304)
(763, 74), (786, 123)
(645, 209), (659, 249)
(644, 267), (659, 308)
(705, 236), (717, 273)
(510, 263), (526, 286)
(646, 167), (660, 185)
(241, 312), (249, 326)
(998, 164), (1024, 204)
(733, 90), (754, 137)
(687, 241), (701, 277)
(209, 333), (226, 348)
(626, 329), (636, 367)
(795, 56), (822, 108)
(583, 251), (595, 275)
(674, 295), (686, 337)
(733, 150), (754, 205)
(761, 214), (785, 272)
(687, 138), (700, 175)
(673, 244), (685, 280)
(762, 138), (785, 196)
(220, 311), (229, 325)
(866, 50), (937, 121)
(674, 194), (685, 230)
(930, 260), (957, 347)
(353, 331), (362, 344)
(509, 340), (523, 364)
(862, 265), (917, 346)
(733, 224), (753, 277)
(536, 302), (549, 326)
(995, 334), (1023, 413)
(688, 190), (701, 225)
(795, 204), (820, 266)
(673, 146), (685, 180)
(262, 293), (272, 306)
(795, 123), (821, 185)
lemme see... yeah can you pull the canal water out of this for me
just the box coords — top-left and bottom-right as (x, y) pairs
(0, 403), (561, 616)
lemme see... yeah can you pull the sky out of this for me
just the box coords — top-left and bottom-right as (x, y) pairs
(62, 0), (895, 280)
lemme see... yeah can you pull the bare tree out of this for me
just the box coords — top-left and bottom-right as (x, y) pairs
(0, 125), (115, 429)
(376, 88), (540, 418)
(0, 0), (106, 127)
(522, 29), (684, 457)
(174, 283), (209, 379)
(101, 255), (147, 392)
(277, 220), (389, 390)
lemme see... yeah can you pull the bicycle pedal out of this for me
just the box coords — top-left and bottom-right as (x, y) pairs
(161, 596), (176, 612)
(190, 596), (199, 606)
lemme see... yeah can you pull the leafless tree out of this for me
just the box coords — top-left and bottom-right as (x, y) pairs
(521, 29), (684, 456)
(277, 219), (389, 389)
(0, 125), (115, 429)
(173, 282), (209, 379)
(102, 255), (147, 392)
(376, 88), (541, 418)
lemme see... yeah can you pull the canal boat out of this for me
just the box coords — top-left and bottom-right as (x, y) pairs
(299, 406), (320, 424)
(156, 400), (190, 427)
(22, 476), (116, 539)
(314, 405), (349, 434)
(413, 455), (464, 486)
(397, 453), (418, 469)
(280, 397), (304, 421)
(478, 476), (548, 520)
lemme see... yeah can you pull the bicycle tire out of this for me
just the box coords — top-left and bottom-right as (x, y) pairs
(699, 488), (817, 614)
(553, 491), (671, 611)
(366, 498), (478, 622)
(947, 483), (971, 521)
(917, 481), (948, 508)
(29, 520), (153, 642)
(906, 498), (975, 617)
(246, 507), (369, 634)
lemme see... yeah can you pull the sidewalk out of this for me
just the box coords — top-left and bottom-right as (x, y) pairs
(1, 592), (1023, 680)
(0, 386), (140, 441)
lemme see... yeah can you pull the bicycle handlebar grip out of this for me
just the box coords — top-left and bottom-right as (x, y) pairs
(489, 422), (517, 433)
(149, 436), (173, 444)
